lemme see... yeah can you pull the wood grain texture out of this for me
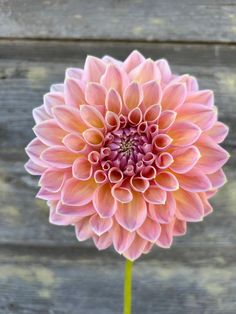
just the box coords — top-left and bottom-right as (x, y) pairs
(1, 0), (236, 43)
(0, 248), (236, 314)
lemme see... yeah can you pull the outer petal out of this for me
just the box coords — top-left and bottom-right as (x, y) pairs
(115, 192), (147, 232)
(57, 201), (95, 217)
(41, 146), (79, 168)
(75, 217), (94, 241)
(80, 105), (106, 129)
(173, 218), (187, 236)
(143, 185), (167, 204)
(206, 121), (229, 143)
(43, 92), (64, 115)
(123, 50), (145, 73)
(105, 88), (122, 114)
(156, 59), (172, 84)
(174, 189), (204, 222)
(64, 78), (85, 108)
(33, 105), (51, 123)
(112, 222), (135, 254)
(123, 235), (147, 261)
(207, 169), (227, 189)
(185, 90), (214, 107)
(129, 59), (161, 84)
(137, 217), (161, 242)
(25, 138), (48, 167)
(155, 171), (179, 191)
(90, 214), (113, 236)
(175, 169), (212, 192)
(168, 122), (201, 146)
(24, 159), (46, 175)
(148, 192), (175, 224)
(93, 183), (117, 218)
(93, 232), (113, 250)
(124, 82), (143, 110)
(142, 81), (162, 108)
(62, 178), (96, 206)
(176, 103), (217, 131)
(83, 55), (106, 82)
(85, 82), (106, 106)
(39, 169), (66, 192)
(72, 157), (93, 181)
(33, 120), (67, 146)
(53, 106), (87, 133)
(170, 146), (201, 174)
(156, 223), (174, 248)
(161, 83), (186, 110)
(195, 135), (230, 174)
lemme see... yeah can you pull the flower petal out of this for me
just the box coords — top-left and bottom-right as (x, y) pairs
(62, 178), (96, 206)
(115, 192), (147, 232)
(75, 217), (94, 241)
(137, 217), (161, 242)
(175, 169), (212, 192)
(24, 159), (46, 175)
(52, 106), (87, 133)
(129, 59), (161, 84)
(112, 185), (133, 203)
(83, 128), (104, 147)
(25, 138), (48, 167)
(142, 80), (162, 108)
(64, 78), (85, 108)
(144, 104), (161, 123)
(33, 105), (51, 124)
(207, 169), (227, 189)
(83, 55), (106, 82)
(112, 222), (135, 254)
(93, 232), (113, 250)
(123, 50), (145, 73)
(85, 82), (106, 106)
(196, 135), (230, 174)
(39, 169), (66, 192)
(168, 121), (201, 146)
(80, 104), (105, 129)
(93, 183), (117, 218)
(57, 201), (95, 217)
(33, 120), (67, 146)
(158, 110), (177, 131)
(43, 92), (64, 115)
(177, 103), (217, 131)
(170, 146), (201, 174)
(143, 185), (167, 204)
(173, 218), (187, 236)
(101, 64), (128, 94)
(174, 189), (204, 222)
(185, 90), (214, 107)
(148, 192), (175, 224)
(63, 133), (87, 153)
(156, 223), (174, 248)
(124, 82), (143, 110)
(41, 146), (79, 168)
(155, 171), (179, 191)
(161, 83), (186, 110)
(72, 157), (93, 181)
(206, 121), (229, 143)
(90, 214), (113, 236)
(130, 176), (150, 192)
(156, 59), (172, 84)
(123, 235), (147, 261)
(105, 88), (122, 114)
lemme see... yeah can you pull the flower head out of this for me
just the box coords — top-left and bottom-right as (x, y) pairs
(25, 51), (229, 261)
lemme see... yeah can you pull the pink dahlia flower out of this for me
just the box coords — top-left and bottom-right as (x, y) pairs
(25, 50), (229, 261)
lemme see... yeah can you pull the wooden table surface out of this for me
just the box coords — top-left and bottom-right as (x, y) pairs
(0, 1), (236, 313)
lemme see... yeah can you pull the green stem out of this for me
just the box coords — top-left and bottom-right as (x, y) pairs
(123, 259), (133, 314)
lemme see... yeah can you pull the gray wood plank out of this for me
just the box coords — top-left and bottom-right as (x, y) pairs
(0, 40), (235, 249)
(1, 0), (236, 43)
(0, 248), (236, 314)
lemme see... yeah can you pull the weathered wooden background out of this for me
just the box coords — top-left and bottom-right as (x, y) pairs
(0, 1), (236, 313)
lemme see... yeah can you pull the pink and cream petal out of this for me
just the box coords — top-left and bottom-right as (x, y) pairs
(206, 121), (229, 143)
(75, 217), (94, 241)
(143, 185), (166, 204)
(41, 146), (79, 168)
(93, 183), (117, 218)
(148, 192), (175, 224)
(90, 214), (113, 236)
(85, 82), (106, 106)
(83, 55), (106, 82)
(174, 189), (204, 222)
(123, 235), (148, 261)
(123, 82), (143, 110)
(170, 146), (201, 174)
(115, 192), (147, 232)
(142, 80), (162, 108)
(155, 171), (179, 191)
(137, 217), (161, 242)
(168, 121), (201, 146)
(72, 157), (93, 181)
(62, 178), (96, 206)
(33, 119), (67, 146)
(161, 83), (186, 110)
(64, 78), (85, 108)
